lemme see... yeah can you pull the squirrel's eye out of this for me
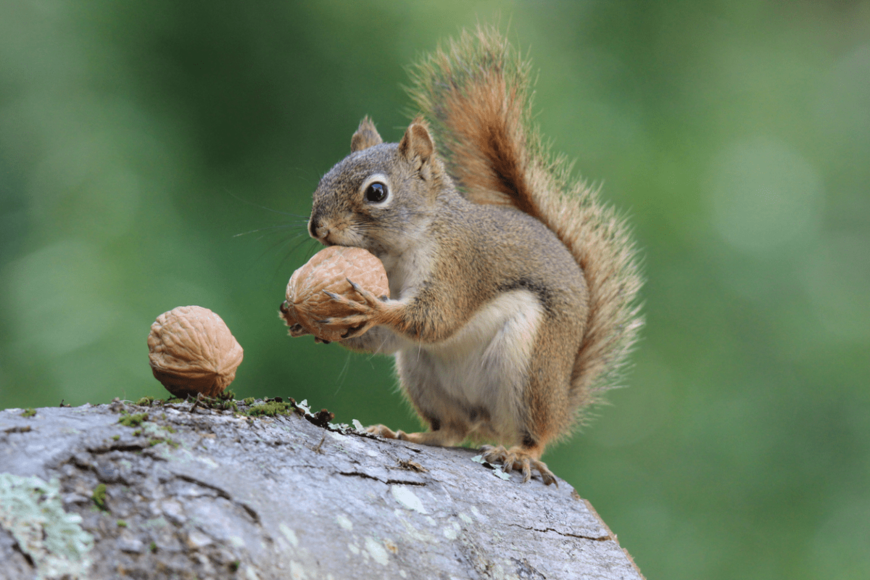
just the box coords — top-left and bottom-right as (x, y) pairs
(365, 182), (388, 203)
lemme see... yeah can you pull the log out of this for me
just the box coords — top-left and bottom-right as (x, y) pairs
(0, 399), (644, 579)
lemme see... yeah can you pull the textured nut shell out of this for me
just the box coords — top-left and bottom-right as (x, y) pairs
(148, 306), (244, 398)
(280, 246), (389, 342)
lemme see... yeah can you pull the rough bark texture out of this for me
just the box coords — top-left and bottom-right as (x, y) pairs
(0, 401), (643, 580)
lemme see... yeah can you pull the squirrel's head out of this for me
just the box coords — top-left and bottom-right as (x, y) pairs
(308, 117), (451, 256)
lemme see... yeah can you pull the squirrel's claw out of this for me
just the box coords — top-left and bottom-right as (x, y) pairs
(346, 278), (382, 308)
(321, 280), (393, 336)
(366, 425), (417, 443)
(481, 445), (558, 486)
(340, 322), (372, 339)
(366, 424), (400, 439)
(332, 314), (370, 326)
(322, 290), (369, 313)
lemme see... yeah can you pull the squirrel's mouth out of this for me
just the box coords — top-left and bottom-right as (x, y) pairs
(318, 234), (345, 248)
(313, 229), (364, 250)
(308, 227), (335, 247)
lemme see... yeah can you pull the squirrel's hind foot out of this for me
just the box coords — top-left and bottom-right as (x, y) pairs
(367, 425), (465, 447)
(481, 444), (558, 486)
(366, 424), (403, 439)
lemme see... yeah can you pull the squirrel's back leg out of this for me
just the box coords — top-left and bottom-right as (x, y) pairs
(366, 289), (582, 485)
(479, 306), (583, 485)
(377, 292), (580, 485)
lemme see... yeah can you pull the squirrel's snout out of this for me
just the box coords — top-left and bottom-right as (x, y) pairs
(308, 214), (330, 243)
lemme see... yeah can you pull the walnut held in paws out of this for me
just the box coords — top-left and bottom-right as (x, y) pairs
(148, 306), (244, 398)
(280, 246), (389, 342)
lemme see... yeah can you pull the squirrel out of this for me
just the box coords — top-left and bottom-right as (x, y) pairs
(306, 27), (643, 485)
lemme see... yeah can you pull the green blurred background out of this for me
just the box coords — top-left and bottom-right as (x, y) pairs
(1, 1), (868, 578)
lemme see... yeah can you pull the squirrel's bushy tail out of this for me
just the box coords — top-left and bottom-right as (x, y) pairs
(408, 26), (644, 419)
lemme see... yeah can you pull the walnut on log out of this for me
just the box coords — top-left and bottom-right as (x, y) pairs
(147, 305), (244, 398)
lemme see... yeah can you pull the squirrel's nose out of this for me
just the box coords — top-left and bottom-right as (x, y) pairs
(308, 214), (327, 241)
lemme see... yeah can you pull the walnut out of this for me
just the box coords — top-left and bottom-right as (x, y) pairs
(147, 306), (244, 398)
(280, 246), (389, 342)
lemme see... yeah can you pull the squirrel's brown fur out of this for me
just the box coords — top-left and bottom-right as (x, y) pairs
(408, 27), (644, 417)
(305, 28), (643, 484)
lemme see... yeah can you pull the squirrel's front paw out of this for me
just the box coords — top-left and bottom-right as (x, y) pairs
(481, 444), (558, 486)
(320, 278), (389, 338)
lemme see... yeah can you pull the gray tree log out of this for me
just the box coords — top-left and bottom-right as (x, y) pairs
(0, 400), (644, 580)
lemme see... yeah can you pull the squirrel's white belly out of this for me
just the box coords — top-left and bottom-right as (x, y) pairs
(399, 290), (543, 439)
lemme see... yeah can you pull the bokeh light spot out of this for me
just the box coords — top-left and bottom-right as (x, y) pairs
(5, 240), (117, 356)
(707, 138), (823, 255)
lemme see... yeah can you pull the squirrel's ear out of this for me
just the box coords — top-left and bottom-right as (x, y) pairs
(398, 120), (435, 165)
(351, 117), (383, 152)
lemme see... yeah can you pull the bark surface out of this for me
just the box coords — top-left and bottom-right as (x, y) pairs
(0, 400), (643, 580)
